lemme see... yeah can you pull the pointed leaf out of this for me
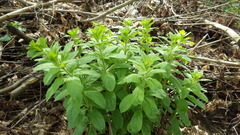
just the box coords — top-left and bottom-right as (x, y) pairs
(88, 126), (97, 135)
(111, 110), (123, 129)
(104, 92), (116, 111)
(146, 78), (166, 99)
(66, 77), (83, 102)
(84, 90), (106, 109)
(74, 116), (88, 135)
(177, 98), (188, 113)
(43, 68), (59, 85)
(123, 74), (141, 84)
(142, 121), (151, 135)
(34, 63), (57, 71)
(101, 72), (116, 91)
(46, 77), (64, 101)
(143, 98), (159, 120)
(179, 111), (191, 126)
(63, 41), (74, 53)
(132, 87), (144, 105)
(127, 110), (143, 133)
(66, 98), (82, 129)
(192, 91), (208, 102)
(88, 109), (105, 131)
(54, 88), (69, 101)
(119, 94), (134, 113)
(187, 95), (206, 109)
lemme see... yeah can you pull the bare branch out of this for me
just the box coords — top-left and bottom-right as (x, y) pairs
(0, 0), (73, 23)
(189, 56), (240, 66)
(205, 19), (240, 46)
(81, 0), (138, 22)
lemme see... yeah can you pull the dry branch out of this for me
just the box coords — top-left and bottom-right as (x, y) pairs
(10, 73), (43, 99)
(82, 0), (138, 22)
(0, 71), (40, 95)
(205, 19), (240, 46)
(189, 56), (240, 66)
(7, 25), (36, 43)
(0, 0), (73, 23)
(15, 0), (36, 6)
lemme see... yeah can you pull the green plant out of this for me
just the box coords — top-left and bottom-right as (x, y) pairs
(27, 19), (208, 135)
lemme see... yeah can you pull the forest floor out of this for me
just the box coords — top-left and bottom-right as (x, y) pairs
(0, 0), (239, 134)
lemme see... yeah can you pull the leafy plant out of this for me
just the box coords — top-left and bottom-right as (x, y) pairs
(0, 21), (26, 42)
(27, 19), (208, 135)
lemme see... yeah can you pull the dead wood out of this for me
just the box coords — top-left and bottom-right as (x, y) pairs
(205, 19), (240, 46)
(0, 71), (41, 95)
(81, 0), (138, 22)
(189, 56), (240, 66)
(10, 73), (43, 99)
(6, 25), (36, 43)
(0, 0), (73, 23)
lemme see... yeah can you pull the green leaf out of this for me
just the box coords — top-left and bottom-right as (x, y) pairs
(160, 95), (172, 113)
(142, 121), (151, 135)
(181, 88), (191, 98)
(63, 41), (74, 53)
(187, 95), (206, 109)
(169, 75), (182, 93)
(111, 63), (131, 69)
(104, 92), (116, 111)
(177, 98), (188, 113)
(84, 89), (106, 109)
(158, 62), (171, 77)
(146, 78), (166, 99)
(0, 34), (12, 42)
(167, 117), (181, 135)
(142, 98), (159, 120)
(46, 77), (64, 101)
(66, 77), (83, 102)
(88, 109), (105, 131)
(192, 90), (208, 102)
(88, 126), (97, 135)
(54, 88), (69, 101)
(176, 98), (191, 125)
(123, 74), (141, 84)
(119, 94), (134, 113)
(103, 45), (118, 54)
(66, 97), (82, 129)
(109, 51), (127, 59)
(179, 111), (191, 126)
(101, 72), (116, 91)
(34, 63), (57, 71)
(127, 109), (143, 133)
(148, 69), (166, 77)
(111, 109), (123, 129)
(132, 87), (144, 105)
(74, 116), (88, 135)
(79, 54), (96, 64)
(43, 68), (59, 85)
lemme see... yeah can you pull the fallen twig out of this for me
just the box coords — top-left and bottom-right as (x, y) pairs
(81, 0), (138, 22)
(0, 0), (73, 23)
(15, 0), (36, 6)
(0, 71), (40, 95)
(6, 25), (36, 43)
(195, 37), (230, 49)
(10, 73), (43, 99)
(189, 56), (240, 66)
(205, 19), (240, 46)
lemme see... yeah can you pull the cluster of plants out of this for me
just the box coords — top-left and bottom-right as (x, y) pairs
(27, 19), (208, 135)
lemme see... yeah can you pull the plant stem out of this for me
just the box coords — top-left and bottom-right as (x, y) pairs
(108, 114), (113, 135)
